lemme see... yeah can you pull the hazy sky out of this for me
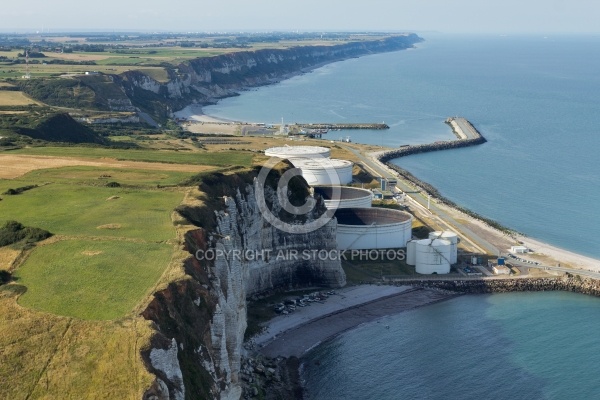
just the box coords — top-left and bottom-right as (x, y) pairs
(1, 0), (599, 34)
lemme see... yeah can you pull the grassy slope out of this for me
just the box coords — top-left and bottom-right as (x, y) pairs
(10, 146), (254, 167)
(0, 181), (181, 241)
(0, 160), (188, 396)
(22, 165), (193, 187)
(0, 286), (155, 399)
(15, 239), (173, 320)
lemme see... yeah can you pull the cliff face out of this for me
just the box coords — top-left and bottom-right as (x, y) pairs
(117, 34), (422, 119)
(142, 170), (345, 400)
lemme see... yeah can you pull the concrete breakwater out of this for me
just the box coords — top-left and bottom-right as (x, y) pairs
(298, 123), (389, 130)
(377, 117), (486, 163)
(395, 276), (600, 297)
(372, 117), (515, 234)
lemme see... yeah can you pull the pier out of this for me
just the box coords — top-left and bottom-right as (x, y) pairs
(376, 117), (486, 164)
(445, 117), (482, 140)
(296, 122), (389, 130)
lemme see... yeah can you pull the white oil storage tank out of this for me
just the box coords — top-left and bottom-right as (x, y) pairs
(314, 186), (372, 209)
(428, 231), (458, 264)
(264, 146), (331, 160)
(292, 158), (353, 186)
(406, 240), (417, 266)
(415, 239), (452, 274)
(334, 208), (413, 250)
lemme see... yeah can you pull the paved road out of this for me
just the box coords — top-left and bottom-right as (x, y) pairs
(507, 258), (600, 279)
(345, 144), (600, 279)
(343, 144), (500, 255)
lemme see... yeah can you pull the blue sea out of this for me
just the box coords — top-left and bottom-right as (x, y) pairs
(301, 292), (600, 400)
(204, 34), (600, 260)
(204, 34), (600, 399)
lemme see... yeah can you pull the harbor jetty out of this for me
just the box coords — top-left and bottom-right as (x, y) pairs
(376, 117), (485, 163)
(297, 122), (389, 130)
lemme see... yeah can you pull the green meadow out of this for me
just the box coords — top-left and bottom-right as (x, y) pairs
(20, 165), (194, 187)
(0, 181), (181, 242)
(9, 146), (254, 167)
(14, 239), (172, 320)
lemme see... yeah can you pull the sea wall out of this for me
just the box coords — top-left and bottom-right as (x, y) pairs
(373, 119), (515, 234)
(394, 276), (600, 297)
(141, 169), (345, 400)
(378, 136), (486, 163)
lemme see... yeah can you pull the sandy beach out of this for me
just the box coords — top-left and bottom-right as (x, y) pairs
(174, 104), (235, 123)
(254, 285), (457, 358)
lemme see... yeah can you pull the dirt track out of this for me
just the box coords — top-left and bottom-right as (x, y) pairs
(0, 154), (212, 179)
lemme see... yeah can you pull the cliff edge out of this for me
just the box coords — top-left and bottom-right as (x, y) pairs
(141, 167), (345, 399)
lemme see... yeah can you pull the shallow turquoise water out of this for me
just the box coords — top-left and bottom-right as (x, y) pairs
(301, 292), (600, 400)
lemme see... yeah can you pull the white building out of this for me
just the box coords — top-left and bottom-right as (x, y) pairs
(510, 246), (528, 254)
(493, 265), (511, 275)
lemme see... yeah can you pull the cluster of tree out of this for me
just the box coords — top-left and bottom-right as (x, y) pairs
(64, 44), (106, 52)
(0, 220), (52, 249)
(2, 185), (38, 195)
(17, 51), (46, 58)
(9, 58), (96, 65)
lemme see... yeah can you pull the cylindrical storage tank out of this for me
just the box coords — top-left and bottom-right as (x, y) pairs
(415, 239), (452, 274)
(292, 158), (353, 186)
(429, 231), (458, 264)
(264, 146), (331, 160)
(471, 256), (478, 265)
(314, 186), (372, 210)
(406, 240), (417, 266)
(334, 208), (413, 250)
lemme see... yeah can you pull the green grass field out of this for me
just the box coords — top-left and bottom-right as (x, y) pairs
(14, 239), (172, 319)
(20, 165), (194, 187)
(0, 181), (181, 241)
(9, 146), (254, 167)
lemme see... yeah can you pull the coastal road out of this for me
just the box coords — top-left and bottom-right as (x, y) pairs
(508, 258), (600, 280)
(342, 144), (500, 256)
(343, 144), (600, 279)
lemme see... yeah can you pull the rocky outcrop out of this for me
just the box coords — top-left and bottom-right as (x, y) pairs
(142, 168), (345, 399)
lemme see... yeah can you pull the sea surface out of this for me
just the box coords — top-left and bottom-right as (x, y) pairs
(301, 292), (600, 400)
(203, 35), (600, 398)
(204, 34), (600, 260)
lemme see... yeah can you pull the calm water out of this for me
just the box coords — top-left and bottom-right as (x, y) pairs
(203, 35), (600, 398)
(301, 292), (600, 400)
(204, 34), (600, 259)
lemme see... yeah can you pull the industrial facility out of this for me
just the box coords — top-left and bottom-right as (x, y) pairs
(413, 238), (452, 274)
(406, 230), (459, 274)
(313, 186), (373, 209)
(334, 208), (413, 250)
(428, 231), (459, 264)
(264, 145), (416, 253)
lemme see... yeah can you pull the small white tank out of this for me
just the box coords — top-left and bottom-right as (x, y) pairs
(406, 240), (417, 266)
(415, 238), (452, 274)
(429, 231), (458, 264)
